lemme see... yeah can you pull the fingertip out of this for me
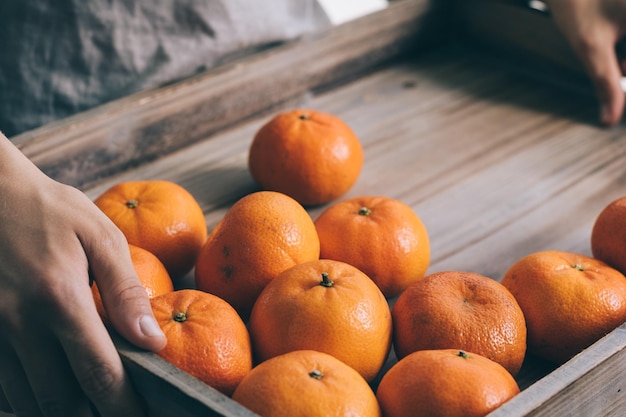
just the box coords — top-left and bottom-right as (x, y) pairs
(570, 34), (624, 126)
(138, 315), (167, 352)
(599, 94), (624, 126)
(601, 103), (616, 126)
(594, 71), (624, 126)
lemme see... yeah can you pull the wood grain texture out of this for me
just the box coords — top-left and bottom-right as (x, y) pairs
(12, 0), (449, 190)
(488, 323), (626, 417)
(110, 332), (257, 417)
(81, 44), (626, 416)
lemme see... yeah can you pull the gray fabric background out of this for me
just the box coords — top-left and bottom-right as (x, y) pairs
(0, 1), (330, 137)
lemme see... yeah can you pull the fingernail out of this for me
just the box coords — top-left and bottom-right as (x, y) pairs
(139, 315), (165, 338)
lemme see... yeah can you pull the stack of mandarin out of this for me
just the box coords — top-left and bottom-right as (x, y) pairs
(89, 109), (626, 417)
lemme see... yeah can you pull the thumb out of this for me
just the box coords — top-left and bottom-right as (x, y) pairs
(574, 35), (625, 126)
(85, 228), (167, 353)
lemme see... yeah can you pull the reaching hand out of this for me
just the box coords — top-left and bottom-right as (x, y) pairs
(547, 0), (626, 126)
(0, 133), (166, 416)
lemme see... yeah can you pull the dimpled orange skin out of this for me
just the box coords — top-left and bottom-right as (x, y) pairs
(591, 196), (626, 275)
(501, 250), (626, 364)
(248, 259), (392, 382)
(150, 289), (253, 396)
(194, 191), (320, 319)
(248, 109), (364, 206)
(232, 350), (381, 417)
(314, 196), (430, 298)
(93, 180), (207, 279)
(392, 271), (527, 376)
(376, 349), (519, 417)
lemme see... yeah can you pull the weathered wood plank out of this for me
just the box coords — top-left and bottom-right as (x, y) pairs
(111, 332), (258, 417)
(488, 323), (626, 417)
(12, 0), (449, 190)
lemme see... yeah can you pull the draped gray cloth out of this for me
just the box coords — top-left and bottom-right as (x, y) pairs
(0, 1), (330, 137)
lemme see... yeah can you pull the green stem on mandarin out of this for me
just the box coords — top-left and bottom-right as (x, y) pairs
(358, 206), (372, 216)
(173, 312), (187, 323)
(320, 272), (334, 288)
(309, 369), (323, 380)
(457, 350), (469, 359)
(126, 199), (139, 208)
(571, 264), (585, 271)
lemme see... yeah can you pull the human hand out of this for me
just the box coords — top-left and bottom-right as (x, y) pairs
(546, 0), (626, 126)
(0, 133), (166, 416)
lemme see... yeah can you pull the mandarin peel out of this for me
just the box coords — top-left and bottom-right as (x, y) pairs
(248, 109), (363, 206)
(315, 196), (430, 298)
(248, 259), (392, 382)
(151, 289), (252, 396)
(232, 350), (380, 417)
(194, 191), (320, 318)
(94, 180), (208, 279)
(501, 250), (626, 364)
(391, 271), (526, 375)
(376, 349), (519, 417)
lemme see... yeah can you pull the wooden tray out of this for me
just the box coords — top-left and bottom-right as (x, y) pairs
(11, 1), (626, 416)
